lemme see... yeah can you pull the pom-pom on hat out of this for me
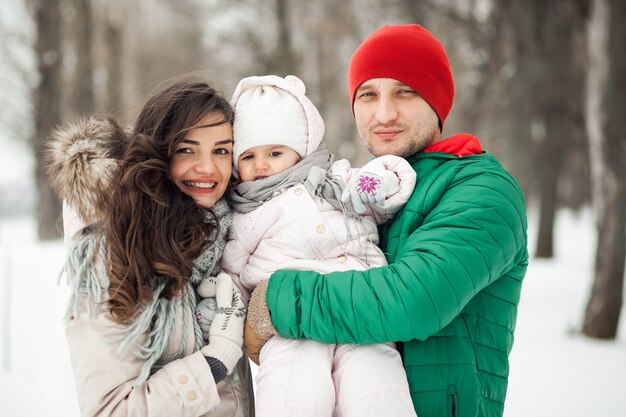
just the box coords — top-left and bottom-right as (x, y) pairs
(230, 75), (325, 170)
(348, 24), (455, 129)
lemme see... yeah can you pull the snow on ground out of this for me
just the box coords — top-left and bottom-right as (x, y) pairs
(0, 207), (624, 416)
(0, 217), (78, 416)
(507, 208), (626, 416)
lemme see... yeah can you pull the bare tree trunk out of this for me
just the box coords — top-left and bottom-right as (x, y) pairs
(103, 18), (123, 114)
(34, 0), (63, 240)
(499, 0), (537, 200)
(466, 4), (507, 147)
(582, 0), (626, 339)
(534, 1), (581, 258)
(91, 0), (126, 116)
(266, 0), (297, 75)
(309, 0), (360, 161)
(400, 0), (426, 22)
(71, 0), (95, 116)
(534, 148), (560, 258)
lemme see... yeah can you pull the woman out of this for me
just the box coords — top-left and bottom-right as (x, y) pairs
(46, 81), (254, 417)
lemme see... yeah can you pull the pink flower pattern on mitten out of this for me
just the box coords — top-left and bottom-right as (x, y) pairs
(356, 175), (381, 196)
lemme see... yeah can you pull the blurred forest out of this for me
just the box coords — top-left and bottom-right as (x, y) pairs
(0, 0), (624, 338)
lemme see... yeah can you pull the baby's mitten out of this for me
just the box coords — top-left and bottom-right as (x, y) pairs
(195, 297), (217, 343)
(341, 162), (399, 214)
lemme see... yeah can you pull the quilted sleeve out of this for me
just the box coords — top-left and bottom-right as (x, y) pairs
(266, 159), (528, 344)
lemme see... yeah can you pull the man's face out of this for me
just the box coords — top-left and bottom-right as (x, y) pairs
(353, 78), (440, 158)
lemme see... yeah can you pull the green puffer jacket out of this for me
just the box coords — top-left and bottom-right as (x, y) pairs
(267, 142), (528, 417)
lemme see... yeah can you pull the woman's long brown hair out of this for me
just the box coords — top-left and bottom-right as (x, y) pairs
(105, 81), (234, 323)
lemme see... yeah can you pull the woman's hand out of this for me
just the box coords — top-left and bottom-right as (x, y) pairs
(200, 273), (246, 374)
(244, 280), (277, 364)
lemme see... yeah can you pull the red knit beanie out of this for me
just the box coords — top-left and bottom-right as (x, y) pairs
(348, 24), (455, 128)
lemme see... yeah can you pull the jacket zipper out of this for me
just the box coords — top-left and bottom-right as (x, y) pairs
(450, 393), (457, 417)
(447, 384), (458, 417)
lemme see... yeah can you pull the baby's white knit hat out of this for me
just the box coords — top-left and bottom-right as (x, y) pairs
(230, 75), (325, 167)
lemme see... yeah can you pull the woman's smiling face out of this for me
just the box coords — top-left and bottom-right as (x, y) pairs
(169, 112), (233, 208)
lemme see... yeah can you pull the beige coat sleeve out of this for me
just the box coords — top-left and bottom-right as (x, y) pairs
(65, 295), (222, 417)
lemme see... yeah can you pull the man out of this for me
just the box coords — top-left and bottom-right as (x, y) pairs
(245, 24), (528, 417)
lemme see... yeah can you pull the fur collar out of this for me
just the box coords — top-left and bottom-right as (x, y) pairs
(45, 117), (129, 224)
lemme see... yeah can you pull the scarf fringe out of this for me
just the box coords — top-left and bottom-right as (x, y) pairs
(62, 234), (222, 385)
(64, 230), (108, 322)
(61, 200), (231, 386)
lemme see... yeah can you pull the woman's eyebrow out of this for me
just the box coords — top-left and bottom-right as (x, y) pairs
(180, 139), (233, 145)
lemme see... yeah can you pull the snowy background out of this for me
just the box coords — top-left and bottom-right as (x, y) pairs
(0, 143), (625, 416)
(1, 0), (624, 414)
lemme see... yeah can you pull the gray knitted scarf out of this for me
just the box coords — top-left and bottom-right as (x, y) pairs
(230, 148), (358, 217)
(63, 198), (232, 385)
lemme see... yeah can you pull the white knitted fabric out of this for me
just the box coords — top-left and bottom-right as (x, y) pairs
(231, 75), (325, 173)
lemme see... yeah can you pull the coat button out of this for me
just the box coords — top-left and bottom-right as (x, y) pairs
(337, 255), (347, 263)
(316, 224), (326, 234)
(187, 390), (198, 401)
(178, 375), (188, 384)
(294, 187), (303, 195)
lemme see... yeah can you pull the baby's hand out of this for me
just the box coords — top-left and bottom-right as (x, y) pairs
(196, 297), (218, 343)
(342, 167), (397, 214)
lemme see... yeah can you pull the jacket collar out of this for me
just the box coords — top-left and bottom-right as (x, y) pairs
(424, 133), (483, 156)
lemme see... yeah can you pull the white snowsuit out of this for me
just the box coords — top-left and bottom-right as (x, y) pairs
(221, 155), (418, 417)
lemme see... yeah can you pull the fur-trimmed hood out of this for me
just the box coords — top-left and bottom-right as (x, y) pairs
(45, 117), (129, 225)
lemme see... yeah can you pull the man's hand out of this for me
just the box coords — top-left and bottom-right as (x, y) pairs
(244, 280), (277, 365)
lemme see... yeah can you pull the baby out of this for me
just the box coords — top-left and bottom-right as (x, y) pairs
(221, 75), (417, 417)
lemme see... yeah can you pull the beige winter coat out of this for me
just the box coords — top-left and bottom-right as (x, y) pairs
(47, 118), (254, 417)
(66, 293), (251, 417)
(63, 208), (254, 417)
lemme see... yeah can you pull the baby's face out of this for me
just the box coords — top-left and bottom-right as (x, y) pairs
(237, 145), (301, 182)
